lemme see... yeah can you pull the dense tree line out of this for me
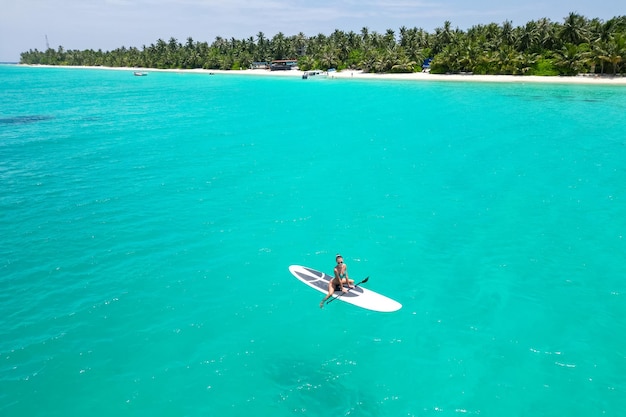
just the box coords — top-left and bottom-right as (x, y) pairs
(20, 13), (626, 76)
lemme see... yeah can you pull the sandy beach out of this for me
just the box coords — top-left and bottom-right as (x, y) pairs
(26, 64), (626, 85)
(143, 67), (626, 85)
(212, 68), (626, 85)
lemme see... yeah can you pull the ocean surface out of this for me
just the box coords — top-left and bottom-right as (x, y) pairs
(1, 64), (625, 416)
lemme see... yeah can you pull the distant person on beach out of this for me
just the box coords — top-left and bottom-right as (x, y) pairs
(320, 254), (354, 308)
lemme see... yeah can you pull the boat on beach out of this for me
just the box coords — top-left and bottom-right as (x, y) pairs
(302, 70), (327, 79)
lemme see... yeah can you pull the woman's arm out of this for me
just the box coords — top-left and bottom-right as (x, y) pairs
(344, 264), (353, 288)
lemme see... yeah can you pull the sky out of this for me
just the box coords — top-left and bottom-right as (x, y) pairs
(0, 0), (623, 62)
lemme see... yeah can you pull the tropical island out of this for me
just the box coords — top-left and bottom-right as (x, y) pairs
(19, 13), (626, 77)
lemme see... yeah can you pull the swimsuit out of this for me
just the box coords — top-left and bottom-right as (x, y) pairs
(333, 271), (346, 290)
(332, 264), (347, 290)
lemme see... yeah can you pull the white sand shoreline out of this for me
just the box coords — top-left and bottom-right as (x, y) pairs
(25, 64), (626, 85)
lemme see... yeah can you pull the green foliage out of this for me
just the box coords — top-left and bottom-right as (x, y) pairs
(428, 56), (449, 74)
(528, 58), (560, 76)
(347, 49), (364, 69)
(19, 14), (626, 76)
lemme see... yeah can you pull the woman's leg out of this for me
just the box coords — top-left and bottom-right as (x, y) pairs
(320, 283), (335, 308)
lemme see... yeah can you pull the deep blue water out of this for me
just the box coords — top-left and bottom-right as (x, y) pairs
(1, 65), (625, 416)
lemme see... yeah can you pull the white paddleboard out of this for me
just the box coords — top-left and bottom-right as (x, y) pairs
(289, 265), (402, 312)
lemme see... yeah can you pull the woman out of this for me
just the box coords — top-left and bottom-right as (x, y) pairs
(320, 254), (354, 308)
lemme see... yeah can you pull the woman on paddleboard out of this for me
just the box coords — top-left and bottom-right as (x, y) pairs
(320, 254), (355, 308)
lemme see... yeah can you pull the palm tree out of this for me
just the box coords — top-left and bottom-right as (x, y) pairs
(391, 53), (417, 73)
(294, 32), (308, 56)
(493, 45), (528, 74)
(501, 20), (515, 46)
(599, 34), (626, 75)
(560, 12), (589, 45)
(457, 40), (480, 72)
(256, 32), (269, 61)
(298, 55), (315, 71)
(516, 21), (539, 52)
(384, 29), (396, 49)
(432, 21), (455, 54)
(17, 12), (626, 76)
(154, 38), (167, 68)
(360, 27), (370, 46)
(271, 32), (288, 59)
(319, 46), (339, 69)
(431, 44), (460, 73)
(589, 18), (614, 45)
(554, 43), (591, 75)
(416, 28), (431, 50)
(328, 29), (349, 65)
(346, 31), (362, 51)
(536, 18), (557, 51)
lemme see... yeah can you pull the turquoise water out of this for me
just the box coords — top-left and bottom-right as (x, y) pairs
(1, 65), (625, 416)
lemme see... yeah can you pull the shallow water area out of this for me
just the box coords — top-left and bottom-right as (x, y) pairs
(1, 64), (625, 416)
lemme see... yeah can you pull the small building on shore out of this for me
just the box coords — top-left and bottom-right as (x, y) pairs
(270, 60), (298, 71)
(250, 62), (269, 70)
